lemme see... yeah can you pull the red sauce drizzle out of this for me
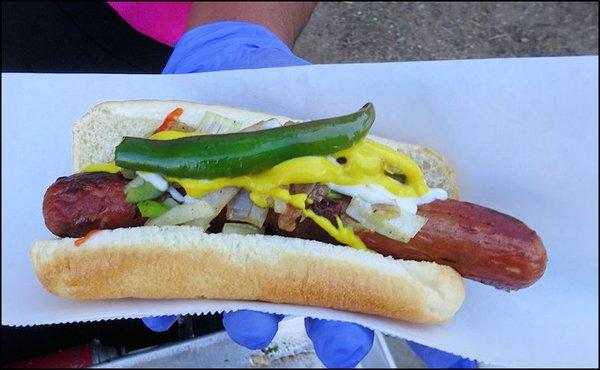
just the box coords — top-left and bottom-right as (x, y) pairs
(74, 229), (101, 247)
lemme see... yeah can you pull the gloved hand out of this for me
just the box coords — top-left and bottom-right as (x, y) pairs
(141, 315), (179, 333)
(221, 311), (478, 368)
(223, 310), (374, 368)
(142, 311), (373, 368)
(162, 20), (309, 74)
(142, 20), (475, 369)
(407, 340), (477, 368)
(141, 314), (477, 368)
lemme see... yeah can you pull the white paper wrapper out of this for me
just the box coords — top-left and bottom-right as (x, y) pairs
(1, 56), (598, 367)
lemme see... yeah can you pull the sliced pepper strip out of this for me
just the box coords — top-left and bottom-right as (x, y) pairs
(137, 200), (170, 218)
(154, 107), (184, 134)
(115, 103), (375, 179)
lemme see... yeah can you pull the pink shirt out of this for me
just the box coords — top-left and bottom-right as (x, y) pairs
(107, 2), (191, 46)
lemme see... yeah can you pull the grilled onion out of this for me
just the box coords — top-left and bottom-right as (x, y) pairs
(222, 223), (263, 235)
(145, 200), (214, 227)
(198, 111), (244, 134)
(226, 190), (269, 228)
(181, 187), (239, 229)
(345, 197), (427, 243)
(242, 118), (282, 132)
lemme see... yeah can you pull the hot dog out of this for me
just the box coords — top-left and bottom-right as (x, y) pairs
(30, 100), (548, 324)
(42, 174), (546, 291)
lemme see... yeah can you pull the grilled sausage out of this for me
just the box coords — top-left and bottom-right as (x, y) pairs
(42, 173), (146, 237)
(267, 198), (547, 290)
(42, 174), (547, 289)
(356, 199), (547, 290)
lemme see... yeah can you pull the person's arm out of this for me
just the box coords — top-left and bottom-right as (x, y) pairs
(185, 2), (316, 48)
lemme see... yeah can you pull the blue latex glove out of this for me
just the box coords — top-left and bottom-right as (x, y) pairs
(162, 21), (309, 74)
(143, 20), (476, 368)
(223, 311), (373, 368)
(141, 315), (178, 333)
(304, 317), (374, 368)
(407, 341), (477, 368)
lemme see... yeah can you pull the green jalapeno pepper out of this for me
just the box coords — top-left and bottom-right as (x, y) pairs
(114, 103), (375, 179)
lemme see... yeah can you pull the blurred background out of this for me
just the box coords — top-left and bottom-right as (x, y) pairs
(294, 2), (597, 63)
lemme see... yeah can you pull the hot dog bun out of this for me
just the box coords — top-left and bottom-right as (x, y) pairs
(31, 100), (465, 324)
(30, 226), (464, 324)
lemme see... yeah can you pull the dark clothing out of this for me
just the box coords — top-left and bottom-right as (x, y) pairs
(2, 1), (172, 73)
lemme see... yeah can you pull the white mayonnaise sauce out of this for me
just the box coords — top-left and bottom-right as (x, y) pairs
(137, 171), (169, 192)
(167, 185), (199, 204)
(167, 186), (185, 202)
(327, 183), (448, 214)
